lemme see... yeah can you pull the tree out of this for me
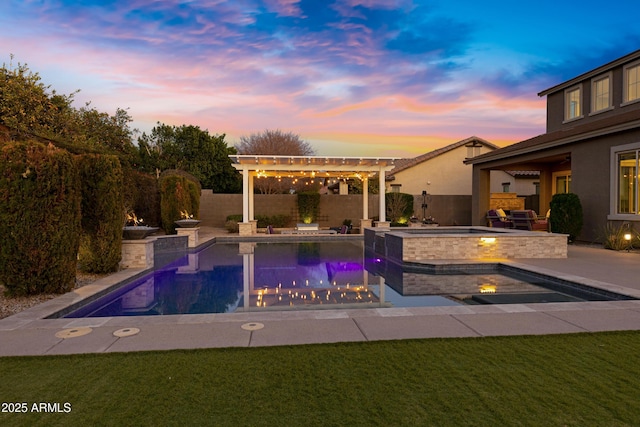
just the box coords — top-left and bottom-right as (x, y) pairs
(137, 123), (241, 193)
(0, 56), (78, 140)
(235, 129), (315, 194)
(235, 129), (315, 156)
(0, 56), (138, 165)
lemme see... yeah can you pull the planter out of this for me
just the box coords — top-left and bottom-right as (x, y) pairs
(175, 219), (201, 228)
(123, 226), (159, 240)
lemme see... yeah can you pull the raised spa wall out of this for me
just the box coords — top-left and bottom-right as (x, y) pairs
(364, 227), (568, 262)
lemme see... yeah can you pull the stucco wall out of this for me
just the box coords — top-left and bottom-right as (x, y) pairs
(388, 145), (493, 195)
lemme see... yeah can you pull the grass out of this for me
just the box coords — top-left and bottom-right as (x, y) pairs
(1, 332), (640, 426)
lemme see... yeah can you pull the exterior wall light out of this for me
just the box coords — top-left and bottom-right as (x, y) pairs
(480, 237), (496, 244)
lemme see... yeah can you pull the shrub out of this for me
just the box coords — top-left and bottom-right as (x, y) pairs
(77, 154), (123, 273)
(0, 141), (81, 295)
(549, 193), (583, 242)
(160, 173), (200, 234)
(386, 192), (414, 223)
(123, 169), (160, 227)
(601, 222), (640, 250)
(255, 214), (292, 228)
(297, 192), (320, 223)
(224, 220), (239, 233)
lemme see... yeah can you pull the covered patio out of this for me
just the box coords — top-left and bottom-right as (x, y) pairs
(229, 155), (397, 235)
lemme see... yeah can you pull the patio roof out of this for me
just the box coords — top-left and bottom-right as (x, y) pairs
(229, 155), (397, 178)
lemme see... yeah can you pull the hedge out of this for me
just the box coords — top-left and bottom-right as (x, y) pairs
(123, 169), (160, 227)
(0, 141), (81, 295)
(297, 192), (320, 223)
(160, 173), (200, 234)
(77, 154), (124, 273)
(549, 193), (583, 242)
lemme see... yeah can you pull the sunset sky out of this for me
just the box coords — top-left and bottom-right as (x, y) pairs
(2, 0), (639, 157)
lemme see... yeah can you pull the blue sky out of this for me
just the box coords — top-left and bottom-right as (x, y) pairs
(1, 0), (639, 156)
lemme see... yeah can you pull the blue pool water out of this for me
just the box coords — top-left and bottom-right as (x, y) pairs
(61, 240), (633, 318)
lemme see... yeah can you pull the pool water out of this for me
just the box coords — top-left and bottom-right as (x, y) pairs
(61, 241), (633, 318)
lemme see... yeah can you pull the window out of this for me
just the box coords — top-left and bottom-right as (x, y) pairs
(617, 151), (638, 214)
(564, 86), (582, 121)
(552, 171), (571, 194)
(591, 73), (612, 113)
(623, 62), (640, 105)
(610, 142), (640, 219)
(390, 184), (401, 193)
(501, 182), (510, 193)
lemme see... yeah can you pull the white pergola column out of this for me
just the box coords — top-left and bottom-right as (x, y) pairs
(248, 172), (255, 221)
(378, 169), (386, 222)
(362, 177), (369, 219)
(242, 166), (249, 222)
(239, 166), (254, 235)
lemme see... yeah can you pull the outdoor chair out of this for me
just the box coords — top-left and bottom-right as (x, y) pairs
(266, 225), (275, 234)
(510, 210), (549, 231)
(486, 209), (513, 228)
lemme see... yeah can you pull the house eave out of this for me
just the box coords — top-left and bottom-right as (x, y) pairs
(465, 118), (640, 165)
(538, 49), (640, 97)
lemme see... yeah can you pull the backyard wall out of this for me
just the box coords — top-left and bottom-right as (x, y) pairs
(200, 191), (472, 228)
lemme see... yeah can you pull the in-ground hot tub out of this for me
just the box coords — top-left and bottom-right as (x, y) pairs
(364, 226), (567, 262)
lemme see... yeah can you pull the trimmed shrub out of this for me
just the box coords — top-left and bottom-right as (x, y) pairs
(123, 169), (160, 227)
(255, 214), (292, 228)
(297, 192), (320, 223)
(77, 154), (124, 273)
(160, 173), (201, 234)
(0, 141), (81, 295)
(549, 193), (583, 242)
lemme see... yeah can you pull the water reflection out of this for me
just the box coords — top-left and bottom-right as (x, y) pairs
(66, 240), (612, 318)
(71, 241), (388, 317)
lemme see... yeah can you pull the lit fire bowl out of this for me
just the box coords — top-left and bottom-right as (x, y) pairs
(123, 226), (159, 240)
(175, 219), (201, 228)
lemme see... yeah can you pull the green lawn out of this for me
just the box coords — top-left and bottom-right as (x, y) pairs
(1, 332), (639, 426)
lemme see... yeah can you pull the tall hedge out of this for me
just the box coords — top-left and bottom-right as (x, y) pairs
(549, 193), (583, 242)
(123, 169), (160, 227)
(160, 174), (200, 234)
(0, 141), (81, 295)
(77, 154), (124, 273)
(297, 192), (320, 223)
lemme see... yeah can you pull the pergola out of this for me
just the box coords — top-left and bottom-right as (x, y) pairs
(229, 155), (397, 235)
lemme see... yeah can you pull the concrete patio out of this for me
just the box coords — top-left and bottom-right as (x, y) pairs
(1, 228), (639, 357)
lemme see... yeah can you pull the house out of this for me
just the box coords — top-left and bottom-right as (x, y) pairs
(465, 49), (640, 242)
(386, 136), (498, 195)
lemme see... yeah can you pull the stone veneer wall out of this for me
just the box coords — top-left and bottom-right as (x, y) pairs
(392, 232), (567, 261)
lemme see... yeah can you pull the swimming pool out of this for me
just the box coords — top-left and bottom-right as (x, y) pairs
(57, 240), (635, 318)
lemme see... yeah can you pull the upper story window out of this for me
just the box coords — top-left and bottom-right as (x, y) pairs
(591, 73), (612, 113)
(564, 85), (582, 121)
(624, 61), (640, 105)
